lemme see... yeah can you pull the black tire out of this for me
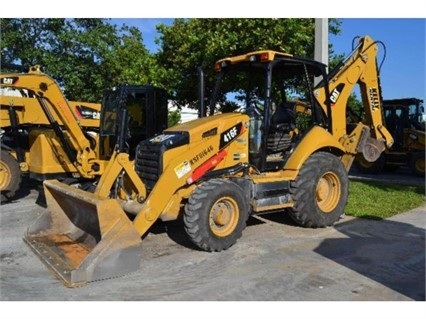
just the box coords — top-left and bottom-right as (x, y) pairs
(353, 153), (386, 174)
(409, 152), (425, 177)
(0, 150), (21, 203)
(288, 152), (348, 228)
(184, 179), (249, 252)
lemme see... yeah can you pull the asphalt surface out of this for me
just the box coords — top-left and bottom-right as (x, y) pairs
(0, 167), (425, 317)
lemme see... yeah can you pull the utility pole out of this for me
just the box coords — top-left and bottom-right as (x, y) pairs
(315, 18), (328, 71)
(314, 18), (328, 86)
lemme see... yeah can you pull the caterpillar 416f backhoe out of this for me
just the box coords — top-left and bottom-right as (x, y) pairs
(0, 66), (168, 201)
(24, 35), (393, 287)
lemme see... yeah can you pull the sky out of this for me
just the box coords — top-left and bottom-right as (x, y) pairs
(110, 18), (425, 101)
(330, 19), (425, 100)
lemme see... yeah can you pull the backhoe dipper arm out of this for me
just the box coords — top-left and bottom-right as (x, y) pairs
(315, 35), (394, 151)
(0, 69), (100, 177)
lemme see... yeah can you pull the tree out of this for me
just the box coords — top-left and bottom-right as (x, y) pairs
(168, 109), (181, 127)
(155, 18), (342, 109)
(0, 18), (155, 102)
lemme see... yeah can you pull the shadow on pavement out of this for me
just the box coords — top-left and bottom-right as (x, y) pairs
(314, 217), (425, 300)
(0, 176), (41, 206)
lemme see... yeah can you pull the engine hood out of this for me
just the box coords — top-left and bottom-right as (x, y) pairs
(164, 112), (249, 144)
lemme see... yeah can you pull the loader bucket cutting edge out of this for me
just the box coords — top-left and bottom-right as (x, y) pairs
(23, 180), (143, 287)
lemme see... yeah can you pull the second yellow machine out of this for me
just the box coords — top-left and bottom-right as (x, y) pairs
(0, 66), (169, 201)
(24, 35), (393, 287)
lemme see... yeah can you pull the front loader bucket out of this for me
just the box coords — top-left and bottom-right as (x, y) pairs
(23, 180), (143, 287)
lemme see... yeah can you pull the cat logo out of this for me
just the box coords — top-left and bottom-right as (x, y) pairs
(1, 77), (16, 85)
(330, 88), (340, 103)
(329, 83), (345, 105)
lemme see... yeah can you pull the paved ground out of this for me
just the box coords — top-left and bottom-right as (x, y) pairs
(0, 168), (425, 311)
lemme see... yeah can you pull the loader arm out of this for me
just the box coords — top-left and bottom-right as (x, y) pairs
(0, 68), (102, 178)
(315, 35), (393, 155)
(1, 95), (100, 127)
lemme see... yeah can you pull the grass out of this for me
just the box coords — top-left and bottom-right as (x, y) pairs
(345, 180), (426, 219)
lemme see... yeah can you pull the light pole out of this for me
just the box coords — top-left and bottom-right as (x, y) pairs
(315, 18), (328, 71)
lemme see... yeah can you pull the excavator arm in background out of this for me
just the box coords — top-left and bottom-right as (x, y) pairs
(1, 66), (103, 178)
(1, 66), (169, 203)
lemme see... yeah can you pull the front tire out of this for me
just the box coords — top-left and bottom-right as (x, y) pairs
(0, 150), (21, 203)
(288, 152), (348, 228)
(184, 179), (249, 252)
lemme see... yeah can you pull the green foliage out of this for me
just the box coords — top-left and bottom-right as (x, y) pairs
(1, 18), (343, 110)
(346, 180), (425, 219)
(0, 18), (155, 102)
(155, 18), (342, 109)
(328, 52), (345, 70)
(295, 113), (312, 132)
(168, 109), (181, 127)
(346, 93), (364, 122)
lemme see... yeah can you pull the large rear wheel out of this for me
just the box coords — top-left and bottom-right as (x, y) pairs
(0, 150), (21, 203)
(288, 152), (348, 228)
(409, 152), (425, 177)
(184, 179), (248, 252)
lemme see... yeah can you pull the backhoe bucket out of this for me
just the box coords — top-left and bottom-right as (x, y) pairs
(361, 136), (386, 162)
(23, 180), (143, 287)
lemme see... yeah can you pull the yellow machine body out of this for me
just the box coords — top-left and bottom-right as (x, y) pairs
(24, 36), (394, 287)
(0, 67), (168, 200)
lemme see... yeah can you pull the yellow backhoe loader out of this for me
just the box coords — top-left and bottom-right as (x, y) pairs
(0, 66), (168, 202)
(24, 35), (393, 287)
(354, 98), (424, 176)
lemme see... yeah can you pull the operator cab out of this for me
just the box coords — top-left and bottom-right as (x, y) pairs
(100, 85), (168, 159)
(209, 51), (330, 172)
(383, 98), (425, 150)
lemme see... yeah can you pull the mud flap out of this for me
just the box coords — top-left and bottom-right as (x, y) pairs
(23, 180), (143, 287)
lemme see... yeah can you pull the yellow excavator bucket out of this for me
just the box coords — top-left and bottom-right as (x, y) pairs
(23, 180), (143, 287)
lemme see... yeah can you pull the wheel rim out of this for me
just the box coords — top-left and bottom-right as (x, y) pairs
(358, 157), (375, 169)
(209, 197), (239, 237)
(316, 171), (341, 213)
(415, 158), (425, 173)
(0, 160), (12, 190)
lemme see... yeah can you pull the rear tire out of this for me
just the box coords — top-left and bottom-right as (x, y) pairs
(354, 153), (386, 174)
(409, 152), (425, 177)
(0, 150), (21, 203)
(184, 179), (248, 252)
(288, 152), (348, 228)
